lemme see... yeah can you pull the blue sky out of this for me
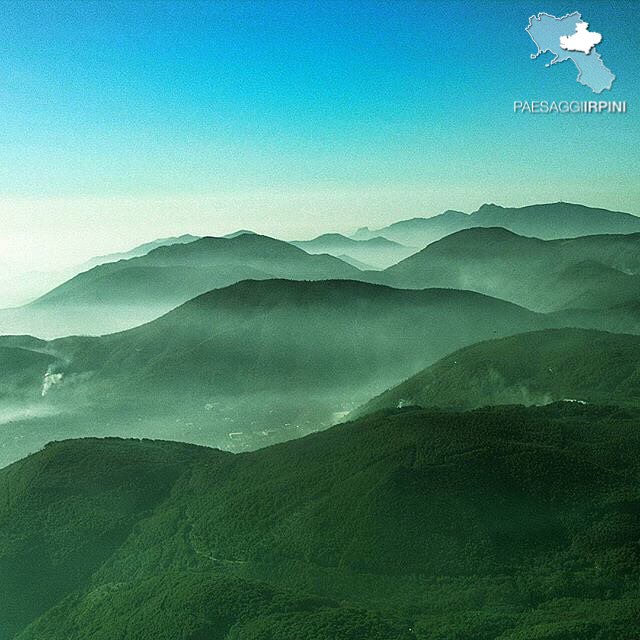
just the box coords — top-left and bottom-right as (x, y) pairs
(0, 0), (638, 266)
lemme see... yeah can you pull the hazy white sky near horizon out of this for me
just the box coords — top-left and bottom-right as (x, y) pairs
(3, 186), (640, 270)
(1, 1), (639, 271)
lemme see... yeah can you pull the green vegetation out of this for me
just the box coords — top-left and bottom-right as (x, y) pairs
(0, 347), (54, 400)
(292, 233), (415, 269)
(384, 227), (640, 317)
(0, 278), (546, 467)
(79, 234), (201, 270)
(356, 202), (640, 247)
(2, 206), (640, 638)
(357, 328), (640, 415)
(0, 438), (213, 639)
(2, 403), (640, 638)
(0, 234), (361, 338)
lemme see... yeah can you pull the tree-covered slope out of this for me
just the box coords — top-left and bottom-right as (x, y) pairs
(0, 347), (56, 401)
(470, 202), (640, 239)
(292, 233), (416, 269)
(552, 300), (640, 336)
(79, 233), (201, 270)
(0, 438), (214, 640)
(0, 234), (362, 338)
(0, 279), (546, 467)
(357, 328), (640, 416)
(356, 202), (640, 248)
(384, 228), (640, 314)
(3, 403), (640, 639)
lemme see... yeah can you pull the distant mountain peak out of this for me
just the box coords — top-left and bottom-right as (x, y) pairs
(80, 234), (201, 271)
(363, 235), (406, 247)
(452, 225), (524, 238)
(476, 203), (504, 212)
(425, 226), (534, 249)
(223, 229), (257, 239)
(440, 209), (469, 218)
(312, 233), (351, 242)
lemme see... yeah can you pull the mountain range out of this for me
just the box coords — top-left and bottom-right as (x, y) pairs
(1, 206), (640, 465)
(0, 278), (546, 467)
(2, 202), (639, 338)
(292, 233), (416, 269)
(79, 233), (201, 270)
(2, 201), (640, 638)
(0, 235), (201, 309)
(0, 234), (362, 338)
(381, 227), (640, 316)
(357, 328), (640, 416)
(353, 202), (640, 246)
(2, 402), (639, 639)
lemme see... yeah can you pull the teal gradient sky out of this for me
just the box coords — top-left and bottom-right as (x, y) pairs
(1, 0), (638, 267)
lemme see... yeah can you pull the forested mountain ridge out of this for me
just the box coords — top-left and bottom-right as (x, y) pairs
(356, 328), (640, 416)
(2, 403), (640, 639)
(383, 228), (640, 313)
(0, 234), (362, 338)
(0, 278), (548, 468)
(353, 202), (640, 247)
(292, 233), (416, 269)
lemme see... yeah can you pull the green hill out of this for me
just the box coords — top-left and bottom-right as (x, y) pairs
(357, 328), (640, 416)
(79, 233), (201, 270)
(384, 228), (640, 314)
(357, 202), (640, 247)
(0, 234), (362, 338)
(352, 210), (470, 246)
(3, 403), (640, 639)
(0, 279), (545, 467)
(470, 202), (640, 239)
(0, 235), (202, 309)
(552, 300), (640, 336)
(292, 233), (416, 269)
(0, 347), (56, 401)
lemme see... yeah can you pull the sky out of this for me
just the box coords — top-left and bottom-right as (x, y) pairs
(0, 0), (639, 268)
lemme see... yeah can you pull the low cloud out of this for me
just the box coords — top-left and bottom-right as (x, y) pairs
(42, 366), (64, 396)
(0, 404), (61, 426)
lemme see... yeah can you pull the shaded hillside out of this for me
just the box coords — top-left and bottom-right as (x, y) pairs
(356, 202), (640, 247)
(552, 300), (640, 336)
(0, 279), (546, 467)
(385, 227), (640, 314)
(292, 233), (416, 269)
(352, 210), (470, 246)
(4, 403), (640, 639)
(80, 234), (200, 270)
(0, 347), (56, 401)
(0, 335), (47, 351)
(357, 328), (640, 416)
(0, 438), (216, 640)
(0, 234), (361, 338)
(336, 254), (375, 270)
(0, 235), (202, 309)
(471, 202), (640, 239)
